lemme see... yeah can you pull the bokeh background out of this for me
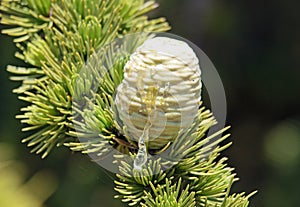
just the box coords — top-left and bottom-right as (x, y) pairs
(1, 0), (300, 206)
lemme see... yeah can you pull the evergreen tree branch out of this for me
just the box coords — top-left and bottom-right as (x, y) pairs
(1, 0), (170, 158)
(1, 0), (256, 206)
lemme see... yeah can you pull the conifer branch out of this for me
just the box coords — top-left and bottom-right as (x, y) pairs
(1, 0), (170, 158)
(1, 0), (256, 206)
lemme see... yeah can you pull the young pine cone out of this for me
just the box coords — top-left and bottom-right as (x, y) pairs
(115, 37), (202, 155)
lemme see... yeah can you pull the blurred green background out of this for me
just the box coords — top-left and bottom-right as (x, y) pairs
(1, 0), (300, 206)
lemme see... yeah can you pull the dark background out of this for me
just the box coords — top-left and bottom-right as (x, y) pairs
(1, 0), (300, 206)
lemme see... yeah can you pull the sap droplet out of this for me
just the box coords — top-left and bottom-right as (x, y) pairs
(134, 122), (151, 170)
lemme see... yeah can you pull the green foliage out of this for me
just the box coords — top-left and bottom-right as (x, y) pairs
(142, 178), (196, 207)
(114, 108), (256, 206)
(0, 0), (170, 158)
(1, 0), (255, 206)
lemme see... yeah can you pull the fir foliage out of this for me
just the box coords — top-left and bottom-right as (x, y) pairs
(114, 109), (256, 207)
(0, 0), (170, 158)
(1, 0), (256, 206)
